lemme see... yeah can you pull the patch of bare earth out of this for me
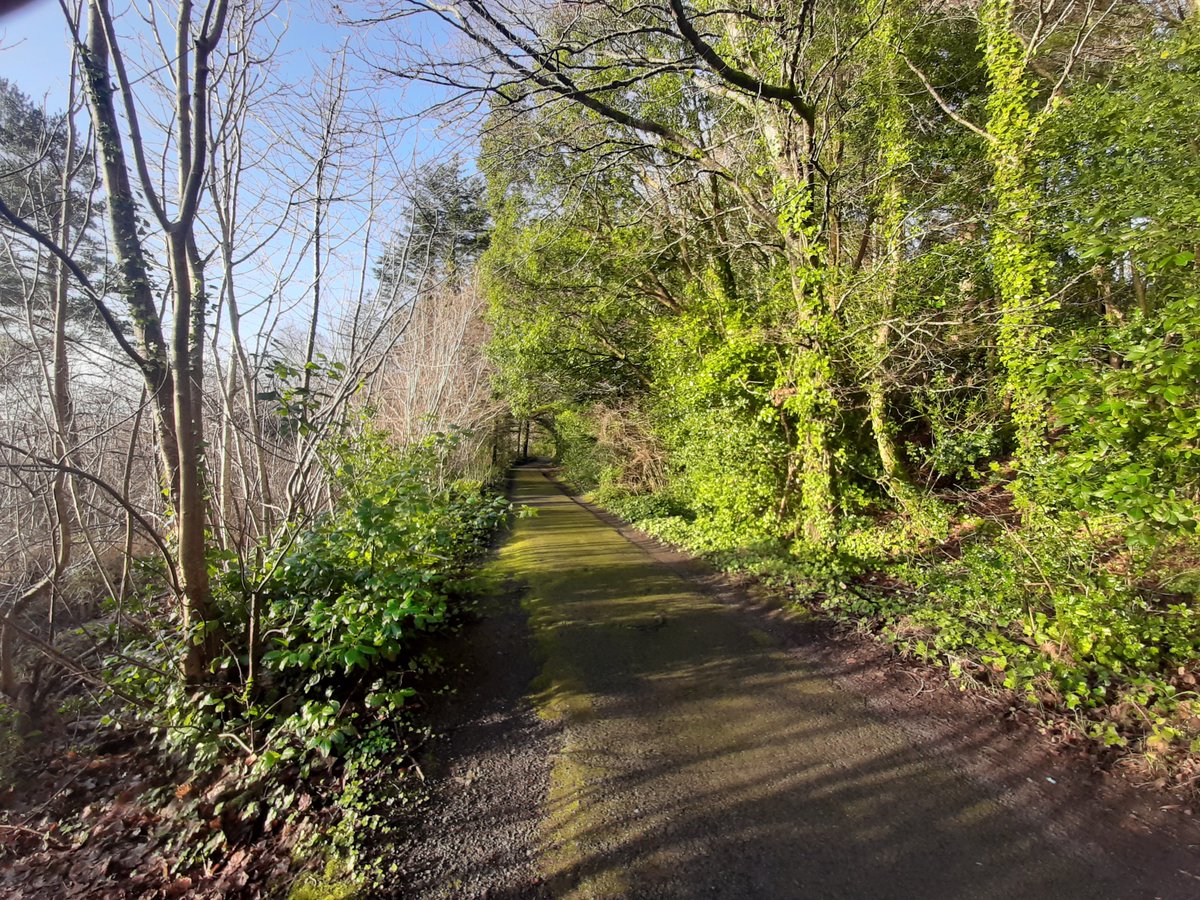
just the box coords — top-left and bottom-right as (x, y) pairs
(385, 581), (556, 899)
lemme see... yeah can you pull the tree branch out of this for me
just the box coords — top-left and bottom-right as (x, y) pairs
(666, 0), (815, 126)
(0, 440), (180, 595)
(901, 54), (996, 144)
(0, 194), (149, 370)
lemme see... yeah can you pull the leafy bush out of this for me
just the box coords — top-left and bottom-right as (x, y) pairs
(261, 433), (506, 709)
(100, 426), (509, 874)
(592, 483), (683, 523)
(554, 407), (609, 491)
(1034, 22), (1200, 541)
(824, 519), (1200, 756)
(1039, 296), (1200, 542)
(908, 372), (1005, 482)
(650, 302), (795, 548)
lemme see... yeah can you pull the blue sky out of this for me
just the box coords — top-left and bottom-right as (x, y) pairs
(0, 0), (473, 181)
(1, 0), (74, 103)
(0, 1), (445, 114)
(0, 0), (478, 356)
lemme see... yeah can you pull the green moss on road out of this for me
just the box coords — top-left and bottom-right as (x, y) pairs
(491, 466), (1127, 899)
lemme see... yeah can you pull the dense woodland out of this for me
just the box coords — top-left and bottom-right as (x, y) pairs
(0, 0), (1198, 894)
(465, 0), (1200, 779)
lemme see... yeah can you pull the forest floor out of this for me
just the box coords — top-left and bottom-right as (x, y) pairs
(391, 463), (1200, 899)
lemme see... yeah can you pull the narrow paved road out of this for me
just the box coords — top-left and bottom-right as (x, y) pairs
(492, 465), (1188, 900)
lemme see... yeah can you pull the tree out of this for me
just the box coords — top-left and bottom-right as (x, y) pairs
(0, 0), (233, 680)
(378, 0), (893, 540)
(377, 159), (491, 296)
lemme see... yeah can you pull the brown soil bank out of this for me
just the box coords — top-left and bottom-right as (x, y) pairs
(485, 464), (1200, 900)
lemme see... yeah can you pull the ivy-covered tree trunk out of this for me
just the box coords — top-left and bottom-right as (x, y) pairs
(81, 9), (181, 496)
(865, 0), (923, 514)
(81, 0), (228, 682)
(981, 0), (1054, 467)
(775, 170), (838, 546)
(786, 338), (837, 545)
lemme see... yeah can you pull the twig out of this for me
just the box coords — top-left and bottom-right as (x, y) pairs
(901, 667), (930, 698)
(901, 54), (996, 144)
(0, 823), (68, 849)
(19, 766), (84, 828)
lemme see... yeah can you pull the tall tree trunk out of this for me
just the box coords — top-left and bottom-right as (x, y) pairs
(45, 71), (82, 644)
(303, 157), (324, 403)
(865, 0), (922, 514)
(0, 61), (84, 710)
(81, 3), (180, 494)
(760, 103), (837, 544)
(82, 0), (229, 680)
(781, 235), (837, 545)
(981, 0), (1053, 468)
(168, 232), (219, 680)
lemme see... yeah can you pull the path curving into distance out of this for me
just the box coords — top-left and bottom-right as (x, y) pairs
(488, 463), (1194, 900)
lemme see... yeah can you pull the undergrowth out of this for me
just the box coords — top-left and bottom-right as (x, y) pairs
(93, 427), (511, 891)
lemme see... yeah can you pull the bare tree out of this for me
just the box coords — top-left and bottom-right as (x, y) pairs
(0, 0), (233, 679)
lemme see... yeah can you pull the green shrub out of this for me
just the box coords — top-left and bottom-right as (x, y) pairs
(260, 433), (507, 707)
(830, 519), (1200, 754)
(100, 426), (509, 876)
(554, 407), (609, 491)
(1038, 296), (1200, 543)
(592, 484), (682, 523)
